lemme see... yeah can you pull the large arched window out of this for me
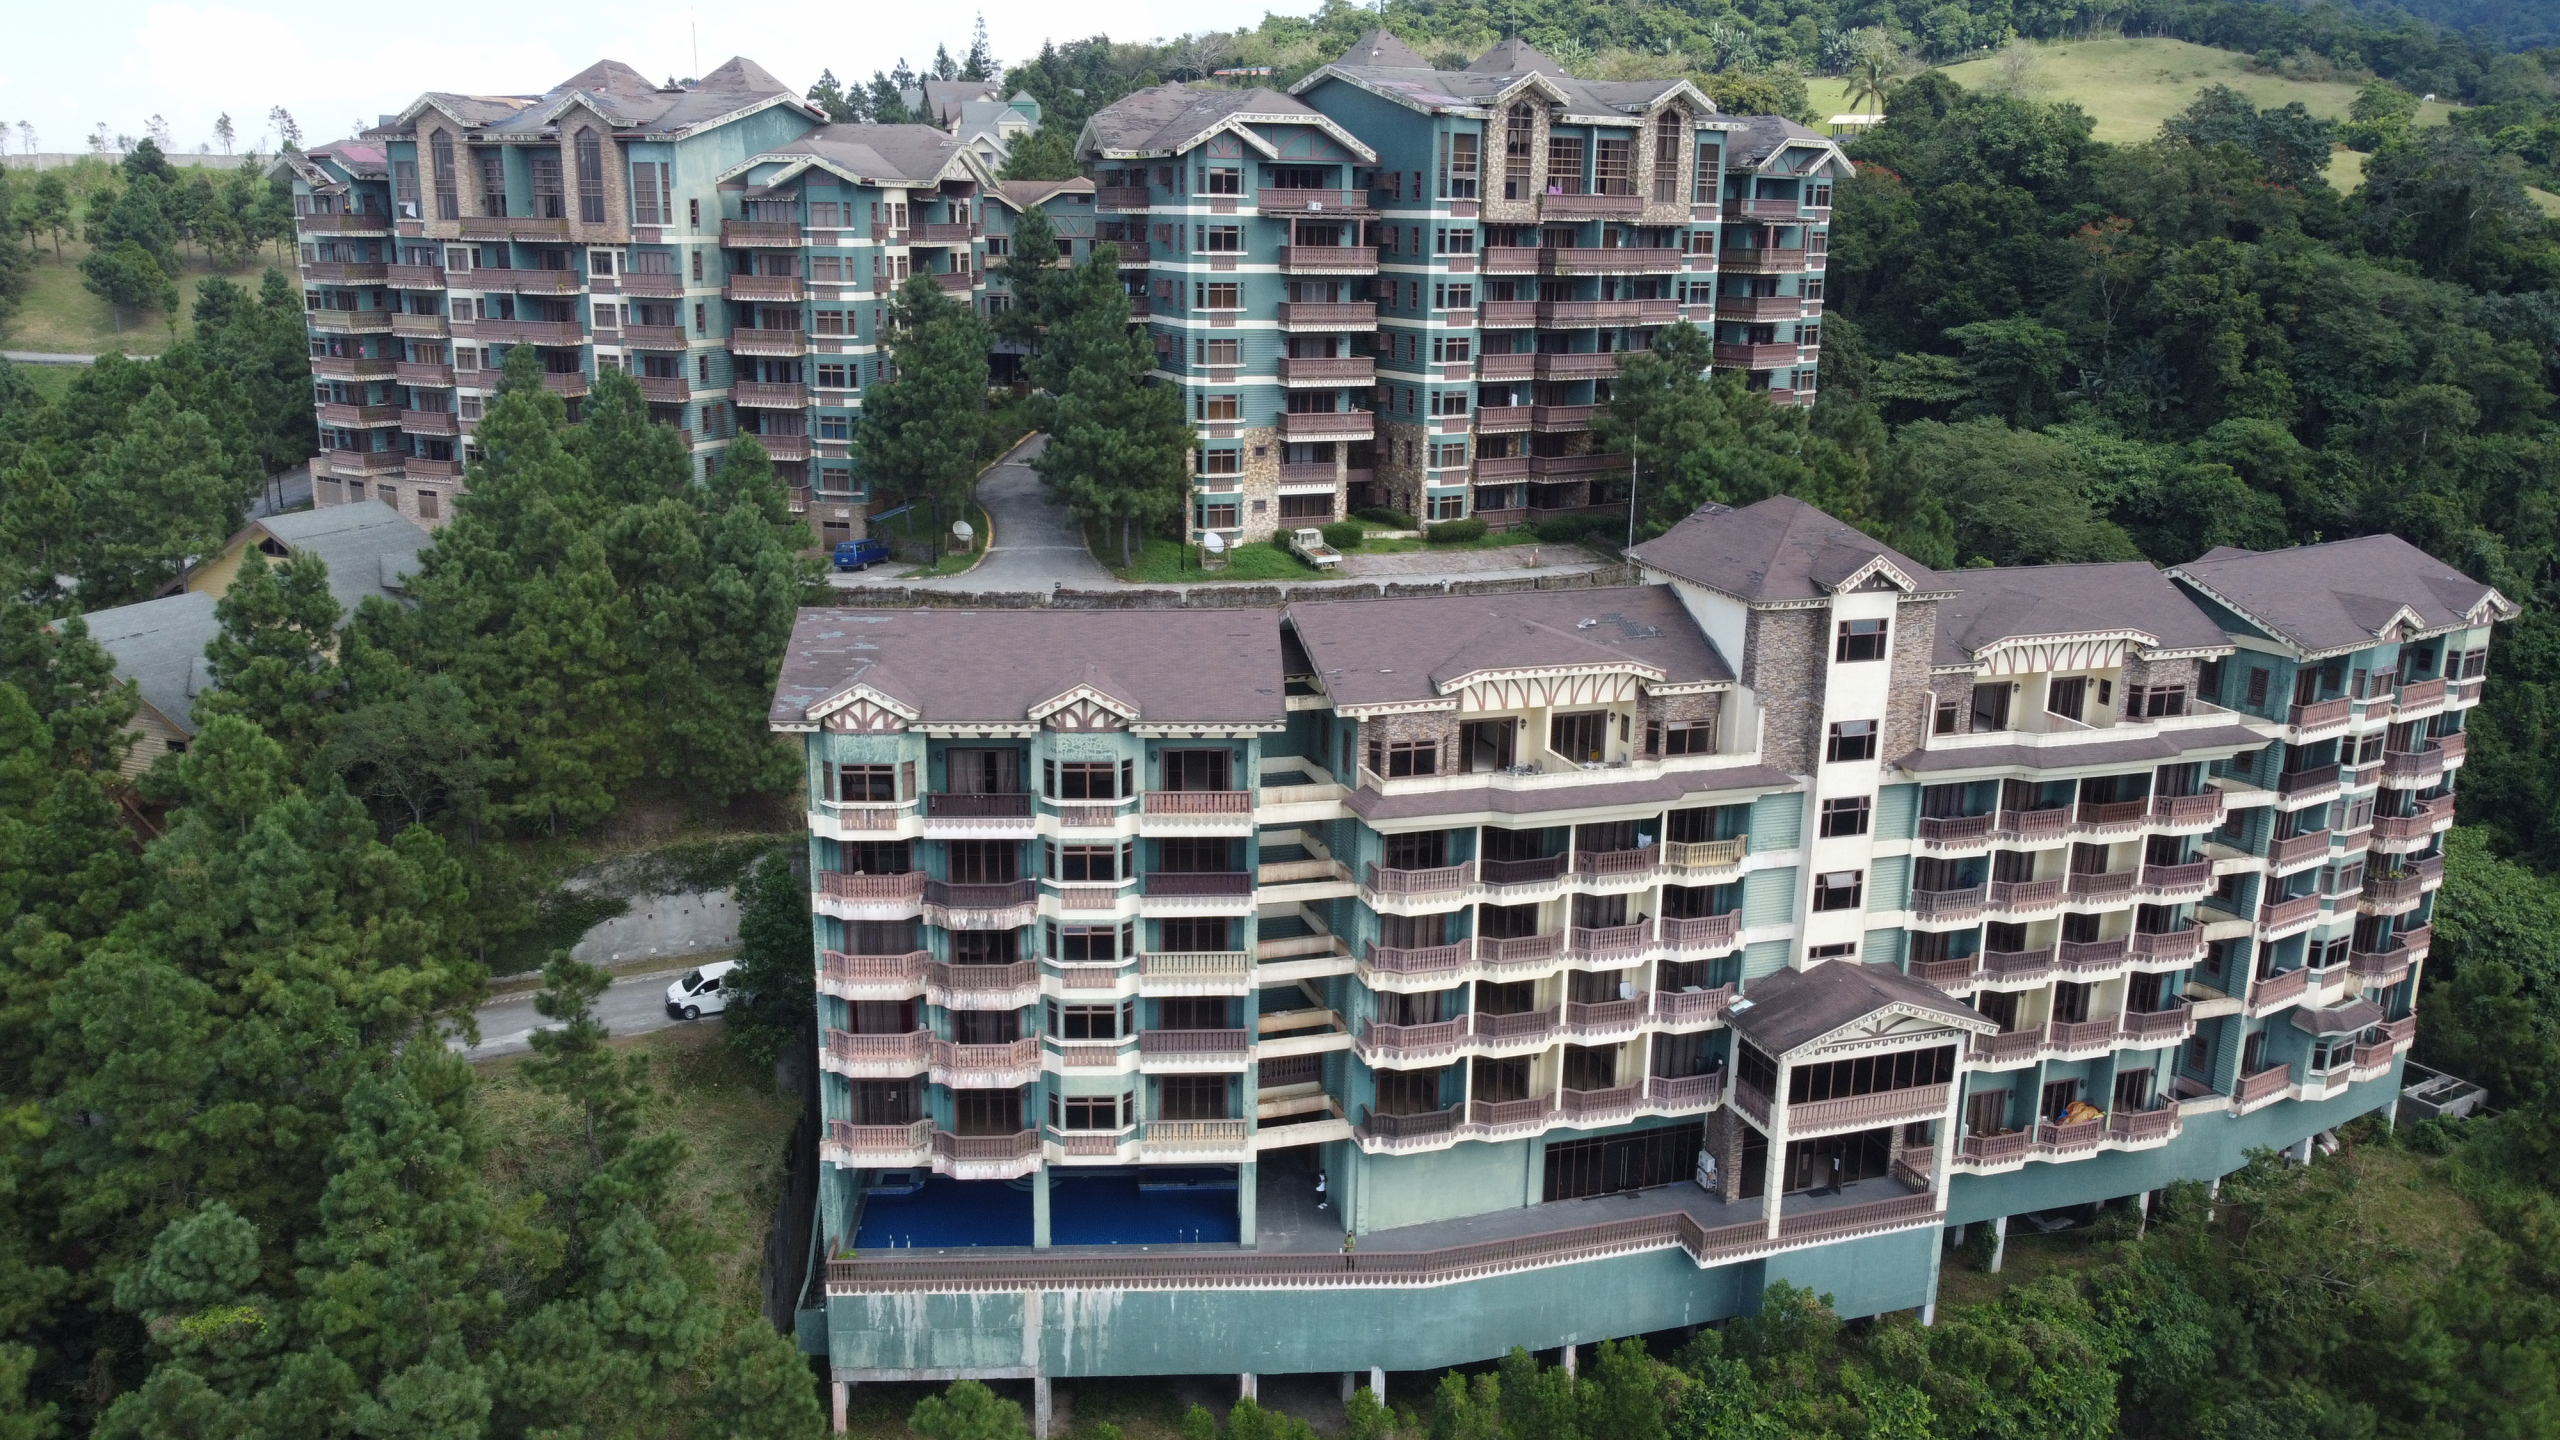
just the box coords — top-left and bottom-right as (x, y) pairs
(1504, 103), (1535, 200)
(1654, 111), (1685, 203)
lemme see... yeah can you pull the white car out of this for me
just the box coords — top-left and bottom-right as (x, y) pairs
(664, 960), (737, 1020)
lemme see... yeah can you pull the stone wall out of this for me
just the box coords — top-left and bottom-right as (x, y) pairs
(1741, 607), (1824, 776)
(1881, 597), (1941, 763)
(2120, 652), (2202, 714)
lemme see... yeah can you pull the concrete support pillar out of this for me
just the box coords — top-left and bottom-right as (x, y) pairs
(2135, 1190), (2152, 1238)
(2292, 1134), (2313, 1165)
(1560, 1343), (1577, 1378)
(2207, 1174), (2221, 1223)
(831, 1381), (848, 1434)
(1342, 1373), (1356, 1403)
(1238, 1161), (1257, 1246)
(1033, 1166), (1052, 1249)
(1948, 1222), (1966, 1249)
(1033, 1378), (1053, 1440)
(1988, 1214), (2008, 1274)
(1240, 1374), (1258, 1402)
(1371, 1366), (1387, 1402)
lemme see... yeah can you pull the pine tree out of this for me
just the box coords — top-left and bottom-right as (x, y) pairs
(963, 17), (997, 81)
(725, 848), (812, 1068)
(69, 385), (256, 607)
(990, 203), (1065, 364)
(854, 275), (991, 520)
(196, 548), (345, 761)
(1034, 247), (1190, 565)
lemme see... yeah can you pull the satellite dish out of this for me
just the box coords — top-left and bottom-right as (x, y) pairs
(1202, 531), (1228, 554)
(952, 520), (974, 541)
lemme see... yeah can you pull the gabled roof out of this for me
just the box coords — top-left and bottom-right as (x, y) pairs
(1467, 37), (1566, 74)
(1293, 36), (1724, 126)
(1286, 586), (1732, 711)
(393, 55), (815, 141)
(1630, 496), (1948, 605)
(2170, 534), (2519, 656)
(991, 177), (1094, 210)
(1932, 562), (2233, 668)
(1728, 960), (1995, 1059)
(239, 500), (431, 617)
(1729, 115), (1852, 176)
(1344, 28), (1430, 67)
(1077, 85), (1378, 163)
(770, 609), (1287, 729)
(81, 592), (220, 740)
(724, 125), (991, 188)
(919, 79), (1005, 126)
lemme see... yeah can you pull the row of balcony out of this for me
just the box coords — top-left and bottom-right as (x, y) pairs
(1916, 793), (2228, 851)
(1361, 839), (1748, 905)
(2282, 676), (2466, 738)
(1362, 914), (1741, 983)
(1909, 862), (2215, 924)
(1907, 927), (2209, 990)
(1354, 986), (1737, 1064)
(1477, 298), (1684, 328)
(1354, 1072), (1725, 1152)
(1968, 1003), (2198, 1069)
(1951, 1105), (2182, 1170)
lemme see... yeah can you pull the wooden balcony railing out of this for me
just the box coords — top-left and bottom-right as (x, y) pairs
(2251, 966), (2310, 1010)
(2259, 893), (2324, 931)
(2075, 799), (2149, 830)
(2288, 696), (2352, 730)
(2056, 938), (2127, 974)
(1717, 246), (1808, 274)
(2396, 676), (2448, 712)
(1479, 855), (1567, 888)
(1276, 301), (1375, 330)
(922, 878), (1039, 911)
(1713, 341), (1801, 370)
(1143, 870), (1253, 899)
(1715, 294), (1807, 321)
(1972, 1028), (2043, 1064)
(1989, 878), (2065, 912)
(1562, 998), (1646, 1035)
(1912, 886), (1987, 921)
(1138, 1027), (1252, 1059)
(2128, 927), (2206, 964)
(721, 220), (804, 247)
(1658, 912), (1742, 953)
(2034, 1118), (2104, 1154)
(732, 381), (807, 409)
(2106, 1106), (2181, 1143)
(2373, 800), (2448, 842)
(2150, 791), (2225, 826)
(1980, 947), (2057, 982)
(2065, 870), (2134, 903)
(2045, 1017), (2116, 1053)
(1788, 1082), (1952, 1134)
(2278, 764), (2341, 799)
(1917, 813), (1995, 847)
(1363, 940), (1470, 979)
(1994, 807), (2071, 842)
(2381, 745), (2446, 783)
(924, 792), (1034, 820)
(1543, 245), (1683, 275)
(306, 261), (389, 284)
(1366, 861), (1474, 896)
(2136, 861), (2213, 895)
(1143, 789), (1252, 815)
(2117, 1002), (2194, 1044)
(1653, 985), (1735, 1023)
(623, 324), (687, 350)
(1358, 1017), (1467, 1060)
(1473, 1007), (1559, 1044)
(1279, 410), (1376, 440)
(1958, 1130), (2031, 1166)
(2237, 1065), (2291, 1106)
(1277, 355), (1376, 385)
(817, 870), (926, 904)
(1643, 1072), (1724, 1109)
(1278, 246), (1377, 274)
(729, 329), (808, 356)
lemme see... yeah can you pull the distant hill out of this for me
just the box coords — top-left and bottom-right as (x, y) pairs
(2348, 0), (2560, 50)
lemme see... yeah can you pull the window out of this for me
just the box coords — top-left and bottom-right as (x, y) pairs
(1825, 720), (1878, 763)
(1433, 282), (1474, 310)
(1431, 334), (1472, 363)
(1440, 132), (1479, 198)
(1807, 942), (1857, 960)
(816, 363), (849, 388)
(1694, 142), (1721, 198)
(1434, 225), (1477, 255)
(1430, 390), (1468, 416)
(1835, 618), (1888, 662)
(429, 132), (460, 220)
(1971, 683), (2012, 732)
(574, 133), (605, 223)
(393, 159), (419, 215)
(2246, 667), (2270, 707)
(1820, 796), (1872, 838)
(1280, 493), (1334, 520)
(1055, 1004), (1124, 1041)
(2127, 684), (2188, 718)
(1372, 739), (1437, 777)
(1200, 448), (1242, 476)
(1648, 718), (1712, 756)
(417, 490), (439, 519)
(1546, 135), (1586, 194)
(1653, 112), (1685, 202)
(1196, 282), (1240, 309)
(813, 310), (847, 336)
(2047, 676), (2087, 721)
(1933, 696), (1960, 735)
(1198, 500), (1240, 529)
(1593, 136), (1634, 195)
(476, 150), (507, 217)
(1197, 338), (1239, 366)
(1551, 710), (1608, 763)
(1429, 442), (1468, 468)
(1812, 870), (1864, 911)
(1204, 224), (1243, 253)
(1198, 393), (1240, 421)
(825, 762), (898, 803)
(817, 415), (850, 441)
(1057, 845), (1121, 883)
(1504, 104), (1537, 199)
(1426, 493), (1466, 521)
(689, 197), (700, 230)
(1205, 166), (1242, 194)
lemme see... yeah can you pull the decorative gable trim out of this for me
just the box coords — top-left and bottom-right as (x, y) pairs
(1779, 1001), (1996, 1062)
(808, 682), (918, 730)
(1030, 684), (1139, 729)
(1827, 553), (1917, 596)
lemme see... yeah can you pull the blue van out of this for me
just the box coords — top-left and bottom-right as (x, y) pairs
(833, 538), (892, 572)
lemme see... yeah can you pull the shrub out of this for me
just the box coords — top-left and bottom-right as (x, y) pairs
(1530, 514), (1615, 546)
(1320, 520), (1365, 551)
(1353, 506), (1415, 529)
(1425, 517), (1487, 544)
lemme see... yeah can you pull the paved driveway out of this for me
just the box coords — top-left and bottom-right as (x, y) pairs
(894, 434), (1114, 592)
(451, 962), (712, 1060)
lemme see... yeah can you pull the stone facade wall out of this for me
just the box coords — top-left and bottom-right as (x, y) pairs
(1234, 423), (1285, 542)
(1376, 416), (1430, 516)
(1638, 691), (1724, 747)
(1881, 597), (1941, 764)
(2119, 653), (2202, 715)
(1704, 1105), (1748, 1203)
(1356, 710), (1464, 778)
(1741, 607), (1825, 776)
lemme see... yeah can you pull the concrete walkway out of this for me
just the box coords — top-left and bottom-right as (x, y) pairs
(894, 433), (1114, 592)
(3, 351), (113, 365)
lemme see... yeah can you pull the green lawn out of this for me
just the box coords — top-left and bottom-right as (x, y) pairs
(4, 239), (293, 356)
(867, 498), (992, 578)
(1101, 532), (1324, 584)
(16, 363), (78, 403)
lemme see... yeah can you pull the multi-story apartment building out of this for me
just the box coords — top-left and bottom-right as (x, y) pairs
(772, 495), (2507, 1431)
(1078, 33), (1847, 545)
(283, 58), (1078, 539)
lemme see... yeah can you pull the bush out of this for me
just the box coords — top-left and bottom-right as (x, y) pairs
(1425, 517), (1487, 544)
(1320, 520), (1365, 551)
(1353, 506), (1415, 529)
(1530, 513), (1616, 546)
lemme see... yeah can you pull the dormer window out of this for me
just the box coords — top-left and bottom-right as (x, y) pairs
(1835, 618), (1888, 662)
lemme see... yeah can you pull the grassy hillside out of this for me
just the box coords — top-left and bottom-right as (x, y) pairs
(1811, 37), (2485, 196)
(3, 240), (291, 357)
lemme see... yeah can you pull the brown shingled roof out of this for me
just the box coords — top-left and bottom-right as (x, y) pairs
(1932, 562), (2233, 666)
(2170, 534), (2516, 655)
(1728, 960), (1993, 1058)
(1287, 586), (1733, 710)
(1629, 496), (1945, 603)
(769, 609), (1286, 728)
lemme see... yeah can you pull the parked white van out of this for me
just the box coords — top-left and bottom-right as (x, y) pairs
(664, 960), (737, 1020)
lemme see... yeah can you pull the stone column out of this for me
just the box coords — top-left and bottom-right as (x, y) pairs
(831, 1380), (848, 1434)
(1988, 1214), (2008, 1274)
(1240, 1374), (1258, 1401)
(1238, 1160), (1258, 1245)
(1560, 1343), (1577, 1378)
(1371, 1366), (1387, 1402)
(1033, 1164), (1052, 1249)
(2135, 1190), (2152, 1238)
(1033, 1377), (1053, 1439)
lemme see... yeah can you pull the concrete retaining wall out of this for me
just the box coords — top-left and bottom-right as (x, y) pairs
(569, 888), (740, 966)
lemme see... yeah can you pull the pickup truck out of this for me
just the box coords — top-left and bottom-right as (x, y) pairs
(833, 538), (892, 572)
(1287, 528), (1343, 569)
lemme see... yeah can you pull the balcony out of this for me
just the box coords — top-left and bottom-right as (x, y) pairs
(406, 457), (462, 480)
(1362, 940), (1471, 985)
(1279, 410), (1375, 441)
(1533, 351), (1623, 380)
(1536, 299), (1680, 327)
(465, 318), (584, 346)
(391, 313), (449, 339)
(1658, 836), (1748, 875)
(1917, 813), (1995, 850)
(929, 961), (1041, 1010)
(721, 220), (804, 248)
(1723, 198), (1804, 221)
(318, 402), (404, 428)
(306, 261), (388, 285)
(909, 222), (978, 245)
(2236, 1065), (2291, 1110)
(1528, 403), (1597, 431)
(1971, 1028), (2042, 1065)
(1279, 246), (1377, 274)
(321, 448), (405, 475)
(920, 878), (1039, 931)
(312, 355), (397, 381)
(1528, 452), (1629, 479)
(1643, 1072), (1724, 1112)
(1547, 246), (1683, 275)
(1713, 342), (1800, 370)
(2288, 696), (2351, 733)
(457, 217), (572, 242)
(1988, 878), (2065, 913)
(2075, 799), (2148, 832)
(1565, 926), (1652, 969)
(2135, 860), (2213, 897)
(1475, 353), (1536, 382)
(636, 375), (691, 404)
(824, 1118), (932, 1167)
(2149, 791), (2225, 827)
(2128, 927), (2206, 966)
(1137, 950), (1252, 996)
(2064, 870), (2133, 905)
(931, 1128), (1041, 1181)
(542, 371), (590, 399)
(623, 324), (688, 351)
(2104, 1105), (2182, 1147)
(729, 328), (807, 357)
(1140, 789), (1253, 835)
(1277, 301), (1376, 331)
(2380, 744), (2445, 784)
(2276, 764), (2341, 804)
(1144, 1119), (1251, 1158)
(733, 381), (807, 409)
(1658, 913), (1743, 955)
(1909, 955), (1978, 989)
(2249, 966), (2310, 1013)
(2372, 799), (2450, 844)
(1786, 1082), (1951, 1138)
(1654, 984), (1735, 1025)
(620, 273), (684, 298)
(753, 433), (810, 462)
(1365, 860), (1474, 900)
(297, 211), (393, 235)
(931, 1037), (1042, 1088)
(2117, 1002), (2195, 1046)
(823, 1029), (930, 1077)
(1573, 848), (1658, 885)
(477, 269), (584, 296)
(400, 409), (459, 437)
(2045, 1017), (2116, 1056)
(1144, 870), (1254, 903)
(723, 275), (806, 302)
(309, 309), (396, 334)
(1956, 1130), (2031, 1169)
(2259, 893), (2324, 934)
(1994, 806), (2071, 843)
(1715, 295), (1804, 321)
(1095, 186), (1151, 212)
(1718, 247), (1808, 274)
(1911, 886), (1987, 922)
(1979, 947), (2056, 985)
(819, 948), (931, 994)
(1277, 356), (1376, 386)
(932, 271), (975, 294)
(1480, 300), (1538, 328)
(2033, 1118), (2104, 1156)
(2395, 676), (2448, 715)
(816, 869), (926, 914)
(2348, 939), (2415, 987)
(1538, 192), (1644, 219)
(1137, 1028), (1252, 1071)
(2266, 828), (2333, 869)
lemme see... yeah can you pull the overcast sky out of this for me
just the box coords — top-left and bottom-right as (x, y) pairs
(2, 0), (1316, 158)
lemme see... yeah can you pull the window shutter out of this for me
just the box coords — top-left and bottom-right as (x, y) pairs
(900, 760), (915, 800)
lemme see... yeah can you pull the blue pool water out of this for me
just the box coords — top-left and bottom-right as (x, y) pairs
(852, 1169), (1239, 1249)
